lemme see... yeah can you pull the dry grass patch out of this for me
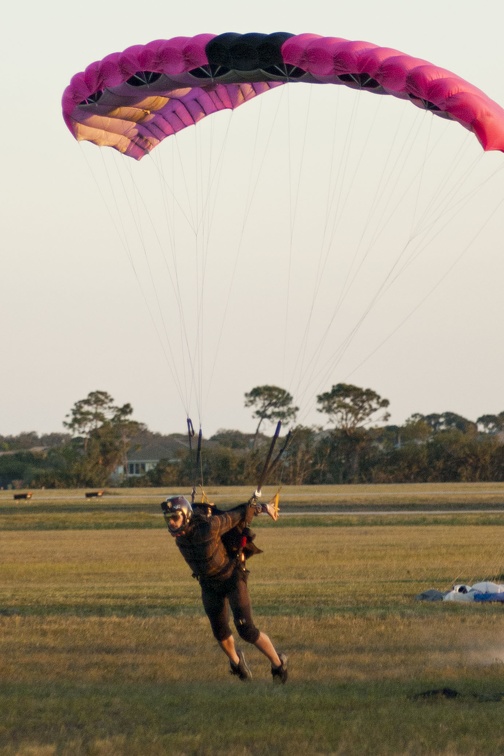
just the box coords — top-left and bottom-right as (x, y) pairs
(1, 612), (503, 687)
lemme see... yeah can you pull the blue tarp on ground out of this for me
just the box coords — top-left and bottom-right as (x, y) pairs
(417, 582), (504, 602)
(474, 592), (504, 602)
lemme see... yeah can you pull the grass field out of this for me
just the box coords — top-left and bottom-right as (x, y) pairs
(1, 485), (504, 754)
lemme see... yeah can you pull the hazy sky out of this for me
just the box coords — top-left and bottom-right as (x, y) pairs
(3, 0), (504, 438)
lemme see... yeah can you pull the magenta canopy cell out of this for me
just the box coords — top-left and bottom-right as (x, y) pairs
(62, 32), (504, 160)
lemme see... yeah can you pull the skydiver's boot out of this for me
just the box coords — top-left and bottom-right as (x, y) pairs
(271, 653), (288, 684)
(229, 649), (252, 681)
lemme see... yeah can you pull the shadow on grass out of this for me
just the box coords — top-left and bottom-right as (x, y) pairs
(1, 679), (504, 755)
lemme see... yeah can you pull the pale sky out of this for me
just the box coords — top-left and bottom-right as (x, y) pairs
(3, 1), (504, 438)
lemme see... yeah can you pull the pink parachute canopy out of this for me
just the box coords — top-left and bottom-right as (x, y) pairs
(62, 32), (504, 160)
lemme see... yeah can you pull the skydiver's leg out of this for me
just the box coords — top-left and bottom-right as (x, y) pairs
(253, 631), (282, 668)
(218, 634), (240, 664)
(200, 581), (252, 680)
(200, 583), (240, 664)
(229, 571), (282, 667)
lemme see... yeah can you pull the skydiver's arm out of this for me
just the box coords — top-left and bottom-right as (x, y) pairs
(212, 501), (260, 536)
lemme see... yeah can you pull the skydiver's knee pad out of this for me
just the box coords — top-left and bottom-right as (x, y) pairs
(234, 617), (260, 644)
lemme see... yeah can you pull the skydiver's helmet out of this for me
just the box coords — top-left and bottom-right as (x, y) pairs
(161, 495), (193, 535)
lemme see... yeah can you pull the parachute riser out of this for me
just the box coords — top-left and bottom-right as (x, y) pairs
(255, 421), (282, 498)
(254, 422), (292, 498)
(187, 418), (204, 505)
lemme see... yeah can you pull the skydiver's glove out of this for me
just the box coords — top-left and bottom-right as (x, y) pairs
(261, 500), (279, 522)
(248, 492), (279, 521)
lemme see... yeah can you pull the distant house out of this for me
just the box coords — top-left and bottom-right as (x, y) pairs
(114, 436), (188, 480)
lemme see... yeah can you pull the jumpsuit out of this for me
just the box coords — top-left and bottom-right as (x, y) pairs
(173, 501), (261, 644)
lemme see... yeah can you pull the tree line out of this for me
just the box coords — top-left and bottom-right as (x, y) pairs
(1, 386), (504, 489)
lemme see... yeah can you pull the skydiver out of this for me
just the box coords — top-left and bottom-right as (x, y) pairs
(161, 494), (288, 683)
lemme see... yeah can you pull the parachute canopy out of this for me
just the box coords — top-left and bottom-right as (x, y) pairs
(62, 32), (504, 160)
(418, 582), (504, 603)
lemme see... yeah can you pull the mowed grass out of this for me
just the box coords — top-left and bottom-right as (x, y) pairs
(2, 481), (504, 531)
(1, 487), (504, 753)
